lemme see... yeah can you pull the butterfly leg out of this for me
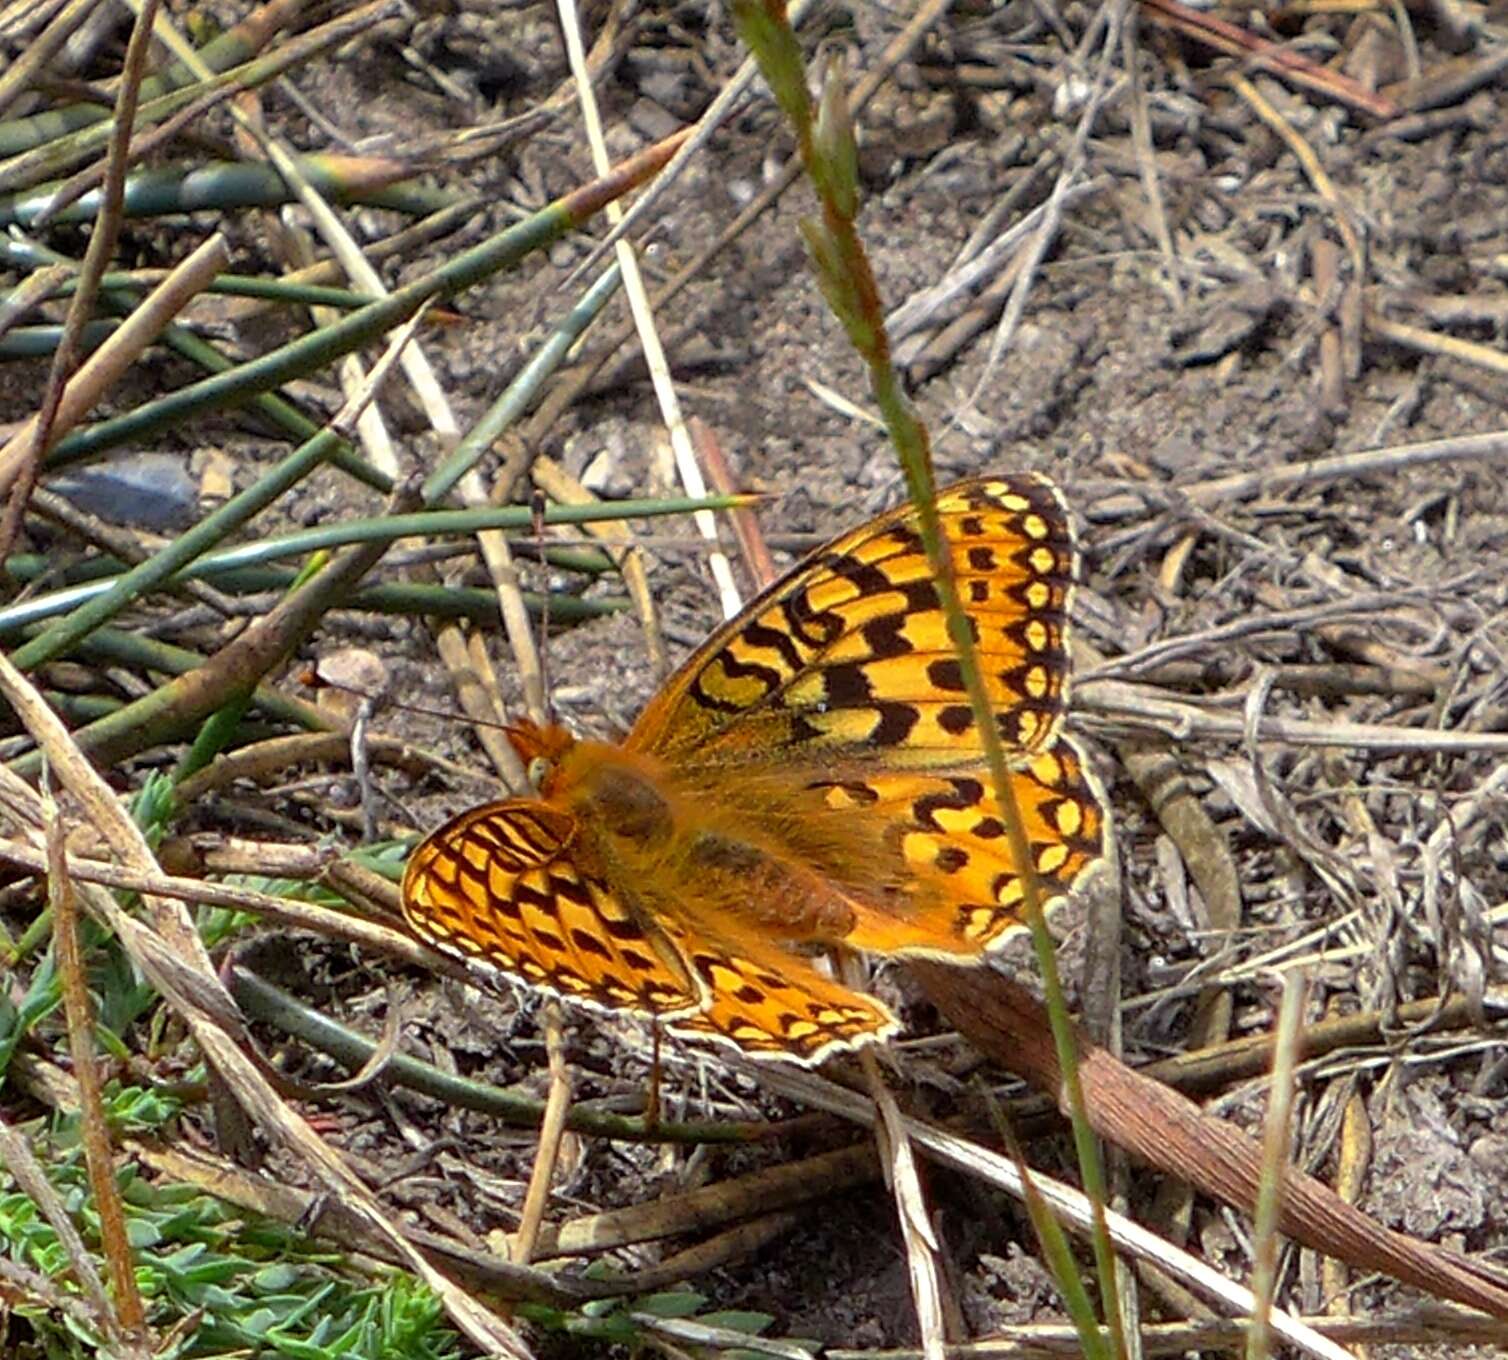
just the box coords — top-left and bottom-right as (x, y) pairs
(646, 1024), (663, 1131)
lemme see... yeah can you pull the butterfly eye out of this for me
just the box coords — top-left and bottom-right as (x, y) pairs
(527, 756), (551, 790)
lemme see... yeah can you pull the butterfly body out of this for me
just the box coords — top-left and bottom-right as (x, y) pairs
(506, 725), (902, 960)
(403, 476), (1107, 1063)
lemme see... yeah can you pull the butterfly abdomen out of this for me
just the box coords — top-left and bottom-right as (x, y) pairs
(675, 827), (862, 944)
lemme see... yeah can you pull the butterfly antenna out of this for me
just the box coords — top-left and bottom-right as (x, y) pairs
(298, 664), (518, 734)
(646, 1025), (663, 1133)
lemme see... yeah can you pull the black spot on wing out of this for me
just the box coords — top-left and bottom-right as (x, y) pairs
(821, 551), (891, 596)
(602, 914), (649, 941)
(938, 705), (973, 735)
(783, 592), (843, 649)
(927, 658), (965, 692)
(935, 845), (969, 873)
(552, 875), (593, 907)
(821, 660), (876, 707)
(572, 928), (613, 959)
(872, 702), (920, 747)
(742, 616), (806, 674)
(515, 881), (554, 910)
(862, 614), (912, 661)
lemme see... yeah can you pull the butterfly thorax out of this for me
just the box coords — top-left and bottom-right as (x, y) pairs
(537, 735), (863, 945)
(545, 737), (676, 849)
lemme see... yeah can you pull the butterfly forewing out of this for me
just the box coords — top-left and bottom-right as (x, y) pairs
(402, 802), (705, 1017)
(629, 476), (1076, 764)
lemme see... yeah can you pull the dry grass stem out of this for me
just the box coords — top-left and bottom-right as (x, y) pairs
(1080, 678), (1508, 755)
(45, 801), (149, 1343)
(860, 1045), (948, 1360)
(557, 0), (741, 620)
(512, 1005), (574, 1264)
(749, 1061), (1349, 1360)
(1247, 971), (1307, 1359)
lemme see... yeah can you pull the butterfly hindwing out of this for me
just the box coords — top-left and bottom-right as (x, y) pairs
(655, 915), (899, 1063)
(809, 735), (1107, 958)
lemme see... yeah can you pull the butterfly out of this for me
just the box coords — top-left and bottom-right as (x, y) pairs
(401, 475), (1106, 1064)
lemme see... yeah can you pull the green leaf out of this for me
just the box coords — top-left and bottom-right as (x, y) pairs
(125, 1217), (161, 1248)
(696, 1310), (775, 1335)
(636, 1289), (707, 1318)
(254, 1263), (303, 1292)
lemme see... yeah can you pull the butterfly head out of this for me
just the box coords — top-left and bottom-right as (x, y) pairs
(505, 719), (578, 791)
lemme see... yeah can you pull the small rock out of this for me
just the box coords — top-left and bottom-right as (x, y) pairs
(311, 647), (389, 724)
(49, 453), (195, 530)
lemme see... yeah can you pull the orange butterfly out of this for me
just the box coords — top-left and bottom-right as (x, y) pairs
(401, 475), (1106, 1064)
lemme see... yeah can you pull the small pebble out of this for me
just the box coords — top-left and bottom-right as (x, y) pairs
(49, 453), (196, 530)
